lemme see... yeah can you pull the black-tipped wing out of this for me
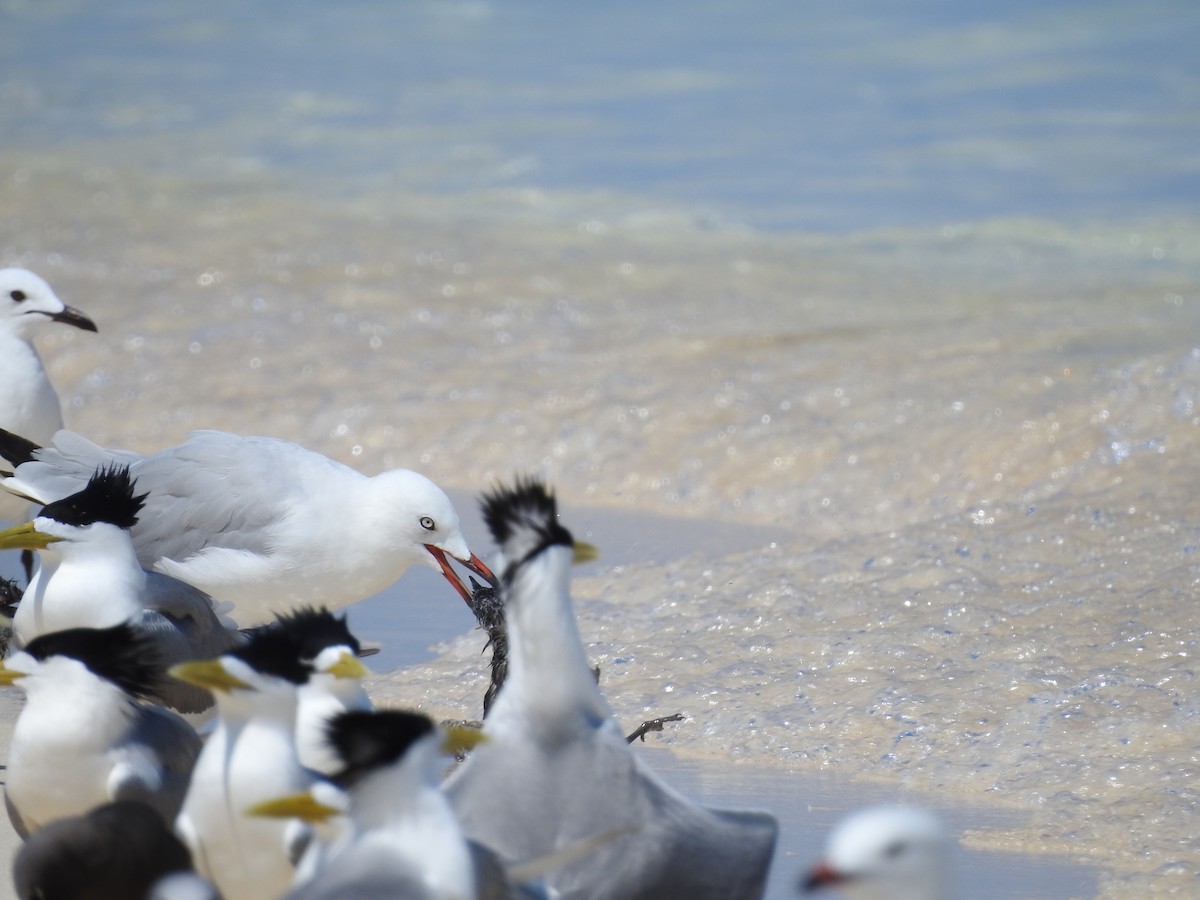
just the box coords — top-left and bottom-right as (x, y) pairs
(0, 426), (41, 469)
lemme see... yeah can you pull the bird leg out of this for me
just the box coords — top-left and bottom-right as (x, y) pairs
(467, 578), (684, 742)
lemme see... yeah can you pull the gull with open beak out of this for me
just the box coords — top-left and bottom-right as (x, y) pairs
(0, 426), (497, 624)
(0, 624), (202, 839)
(445, 478), (778, 900)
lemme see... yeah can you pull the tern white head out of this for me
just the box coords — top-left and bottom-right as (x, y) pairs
(802, 805), (951, 900)
(0, 624), (202, 838)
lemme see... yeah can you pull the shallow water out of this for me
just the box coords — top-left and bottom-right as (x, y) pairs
(2, 1), (1200, 896)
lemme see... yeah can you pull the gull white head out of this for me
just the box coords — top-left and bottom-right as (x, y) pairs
(0, 268), (98, 339)
(370, 469), (497, 605)
(802, 806), (951, 900)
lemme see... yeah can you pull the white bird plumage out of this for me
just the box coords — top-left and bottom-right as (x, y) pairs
(0, 625), (202, 839)
(0, 464), (243, 713)
(0, 427), (496, 624)
(445, 478), (778, 900)
(0, 268), (96, 525)
(260, 710), (483, 900)
(801, 805), (951, 900)
(257, 606), (374, 775)
(171, 628), (319, 900)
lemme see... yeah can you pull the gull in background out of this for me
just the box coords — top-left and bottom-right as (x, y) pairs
(0, 426), (496, 624)
(0, 268), (97, 577)
(0, 624), (202, 839)
(445, 477), (778, 900)
(801, 805), (951, 900)
(0, 268), (97, 478)
(0, 464), (244, 713)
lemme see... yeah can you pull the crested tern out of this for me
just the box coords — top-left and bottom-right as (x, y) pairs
(0, 464), (243, 712)
(801, 805), (951, 900)
(445, 478), (778, 899)
(251, 709), (494, 900)
(0, 624), (202, 838)
(171, 621), (320, 900)
(260, 606), (374, 775)
(0, 427), (496, 624)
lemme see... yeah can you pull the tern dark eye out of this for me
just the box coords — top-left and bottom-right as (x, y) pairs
(419, 516), (435, 531)
(884, 840), (908, 859)
(10, 289), (27, 302)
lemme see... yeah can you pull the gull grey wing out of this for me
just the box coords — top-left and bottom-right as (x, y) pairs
(141, 572), (243, 655)
(127, 432), (304, 567)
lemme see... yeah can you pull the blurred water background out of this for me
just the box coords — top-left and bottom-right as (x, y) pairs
(2, 1), (1199, 895)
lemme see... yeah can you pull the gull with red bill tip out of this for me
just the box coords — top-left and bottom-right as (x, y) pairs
(0, 425), (497, 625)
(801, 806), (951, 900)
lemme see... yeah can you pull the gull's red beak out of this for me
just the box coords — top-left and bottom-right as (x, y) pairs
(800, 861), (845, 893)
(425, 545), (498, 609)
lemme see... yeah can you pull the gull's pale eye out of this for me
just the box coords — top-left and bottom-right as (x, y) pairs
(419, 516), (436, 531)
(10, 289), (27, 302)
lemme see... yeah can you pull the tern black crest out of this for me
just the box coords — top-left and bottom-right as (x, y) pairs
(265, 606), (361, 662)
(0, 426), (41, 467)
(325, 709), (435, 790)
(39, 464), (147, 530)
(230, 623), (314, 685)
(480, 477), (574, 575)
(22, 624), (166, 699)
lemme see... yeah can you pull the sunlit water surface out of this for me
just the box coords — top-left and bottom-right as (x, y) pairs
(2, 1), (1199, 896)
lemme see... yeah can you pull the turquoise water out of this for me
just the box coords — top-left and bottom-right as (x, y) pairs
(3, 0), (1197, 230)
